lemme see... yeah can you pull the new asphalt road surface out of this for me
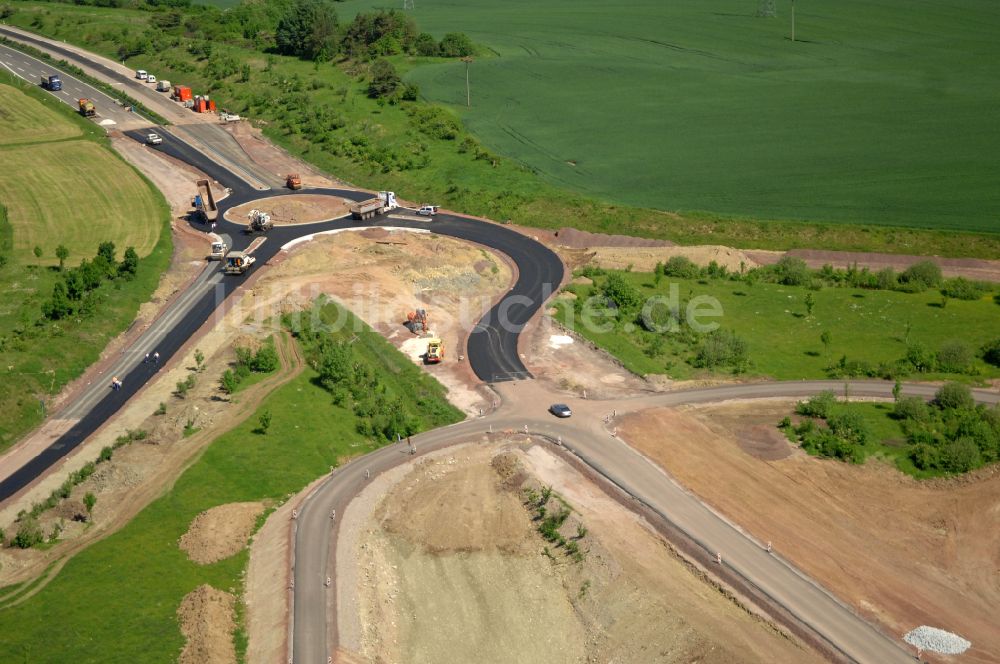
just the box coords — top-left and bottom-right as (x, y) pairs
(4, 31), (996, 664)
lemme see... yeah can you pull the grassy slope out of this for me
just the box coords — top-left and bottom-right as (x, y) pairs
(5, 2), (1000, 259)
(0, 84), (80, 144)
(0, 73), (170, 451)
(558, 272), (1000, 381)
(342, 0), (1000, 233)
(0, 310), (461, 663)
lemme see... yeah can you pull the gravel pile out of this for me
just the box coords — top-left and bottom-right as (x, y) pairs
(903, 626), (971, 654)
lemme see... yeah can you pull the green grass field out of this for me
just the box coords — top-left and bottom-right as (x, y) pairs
(0, 85), (80, 145)
(339, 0), (1000, 233)
(6, 2), (1000, 258)
(0, 75), (170, 451)
(0, 310), (461, 663)
(0, 84), (162, 263)
(558, 271), (1000, 381)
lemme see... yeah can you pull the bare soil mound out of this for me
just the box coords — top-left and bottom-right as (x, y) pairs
(588, 245), (760, 273)
(226, 195), (352, 225)
(347, 443), (821, 664)
(177, 584), (237, 664)
(179, 502), (265, 565)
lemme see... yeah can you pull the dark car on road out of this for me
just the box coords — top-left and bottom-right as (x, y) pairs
(549, 404), (572, 418)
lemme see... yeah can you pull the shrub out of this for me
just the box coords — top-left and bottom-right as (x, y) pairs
(940, 277), (989, 301)
(772, 256), (810, 286)
(981, 338), (1000, 367)
(905, 342), (936, 373)
(941, 437), (981, 473)
(693, 330), (749, 372)
(827, 408), (869, 445)
(796, 391), (837, 418)
(660, 256), (699, 279)
(12, 517), (43, 549)
(893, 397), (930, 422)
(368, 59), (401, 98)
(937, 340), (973, 373)
(438, 32), (474, 57)
(935, 382), (974, 411)
(900, 260), (942, 290)
(602, 273), (642, 312)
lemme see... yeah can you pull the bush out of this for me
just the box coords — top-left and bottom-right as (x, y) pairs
(659, 256), (699, 279)
(827, 408), (869, 445)
(693, 330), (749, 372)
(12, 517), (43, 549)
(934, 382), (974, 411)
(893, 396), (929, 422)
(981, 337), (1000, 367)
(940, 277), (989, 301)
(796, 391), (836, 418)
(368, 59), (401, 98)
(905, 342), (936, 373)
(602, 273), (642, 313)
(937, 340), (973, 373)
(438, 32), (474, 57)
(772, 256), (810, 286)
(941, 437), (981, 473)
(900, 260), (942, 290)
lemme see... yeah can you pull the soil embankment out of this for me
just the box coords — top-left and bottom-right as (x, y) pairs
(336, 442), (823, 663)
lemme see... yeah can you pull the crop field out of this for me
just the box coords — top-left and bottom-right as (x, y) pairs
(558, 271), (1000, 381)
(0, 86), (162, 263)
(332, 0), (1000, 233)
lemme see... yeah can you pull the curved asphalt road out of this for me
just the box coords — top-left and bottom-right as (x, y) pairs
(3, 34), (995, 664)
(295, 381), (998, 664)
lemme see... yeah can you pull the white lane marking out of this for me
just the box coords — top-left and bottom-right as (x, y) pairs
(280, 227), (430, 252)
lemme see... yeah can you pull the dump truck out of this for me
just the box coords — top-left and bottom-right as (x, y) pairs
(286, 174), (302, 190)
(350, 191), (397, 220)
(172, 85), (193, 102)
(156, 79), (171, 92)
(425, 338), (444, 364)
(224, 251), (255, 275)
(40, 75), (62, 91)
(209, 241), (228, 261)
(78, 98), (96, 117)
(193, 179), (217, 223)
(245, 209), (273, 234)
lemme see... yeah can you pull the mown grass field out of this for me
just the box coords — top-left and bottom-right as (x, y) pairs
(0, 84), (80, 145)
(7, 2), (1000, 258)
(558, 271), (1000, 381)
(336, 0), (1000, 234)
(0, 310), (462, 663)
(0, 74), (170, 451)
(0, 84), (162, 263)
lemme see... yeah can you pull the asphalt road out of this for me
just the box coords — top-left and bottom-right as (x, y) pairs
(0, 43), (144, 129)
(294, 379), (998, 664)
(4, 29), (994, 664)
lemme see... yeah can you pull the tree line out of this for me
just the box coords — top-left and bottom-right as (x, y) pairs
(41, 241), (140, 321)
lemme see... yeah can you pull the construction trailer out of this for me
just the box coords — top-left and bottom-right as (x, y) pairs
(171, 85), (193, 102)
(425, 338), (444, 364)
(224, 251), (255, 275)
(350, 191), (397, 220)
(245, 209), (273, 234)
(193, 179), (218, 223)
(192, 95), (217, 113)
(77, 98), (96, 117)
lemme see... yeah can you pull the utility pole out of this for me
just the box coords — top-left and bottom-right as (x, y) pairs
(791, 0), (796, 42)
(461, 56), (473, 107)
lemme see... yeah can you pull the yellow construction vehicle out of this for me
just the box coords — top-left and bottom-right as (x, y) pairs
(425, 338), (444, 364)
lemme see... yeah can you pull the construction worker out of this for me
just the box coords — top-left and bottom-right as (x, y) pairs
(144, 352), (150, 364)
(153, 351), (160, 366)
(111, 376), (119, 391)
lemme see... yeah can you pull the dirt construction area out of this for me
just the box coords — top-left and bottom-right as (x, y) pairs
(334, 441), (823, 664)
(224, 195), (353, 226)
(618, 401), (1000, 664)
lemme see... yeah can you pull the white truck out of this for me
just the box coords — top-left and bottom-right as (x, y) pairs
(350, 191), (397, 220)
(146, 133), (163, 145)
(135, 69), (148, 80)
(156, 79), (171, 92)
(209, 241), (228, 261)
